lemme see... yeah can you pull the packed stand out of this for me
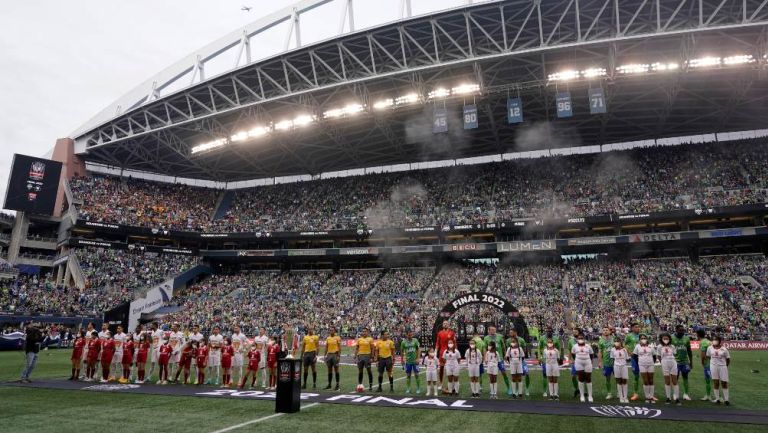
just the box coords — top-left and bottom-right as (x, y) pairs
(704, 255), (768, 336)
(69, 140), (768, 233)
(633, 259), (753, 339)
(565, 261), (653, 337)
(78, 247), (200, 295)
(70, 175), (220, 231)
(0, 273), (117, 316)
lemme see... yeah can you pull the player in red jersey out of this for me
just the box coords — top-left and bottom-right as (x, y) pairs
(135, 334), (151, 383)
(221, 337), (235, 387)
(85, 331), (100, 381)
(239, 345), (262, 389)
(119, 335), (135, 384)
(196, 338), (209, 385)
(267, 336), (280, 390)
(157, 339), (172, 384)
(100, 331), (116, 383)
(174, 340), (196, 384)
(69, 330), (86, 380)
(435, 320), (457, 394)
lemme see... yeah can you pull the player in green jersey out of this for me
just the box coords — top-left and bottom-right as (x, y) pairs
(507, 328), (529, 396)
(538, 327), (561, 397)
(671, 324), (694, 400)
(696, 329), (713, 401)
(597, 327), (615, 399)
(624, 322), (641, 400)
(483, 326), (511, 395)
(400, 329), (421, 394)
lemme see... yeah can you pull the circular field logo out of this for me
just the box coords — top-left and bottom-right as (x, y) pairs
(590, 405), (662, 418)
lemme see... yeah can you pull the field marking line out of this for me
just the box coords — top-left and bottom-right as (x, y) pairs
(209, 402), (320, 433)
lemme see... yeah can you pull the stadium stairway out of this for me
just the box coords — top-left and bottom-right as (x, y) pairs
(211, 190), (235, 220)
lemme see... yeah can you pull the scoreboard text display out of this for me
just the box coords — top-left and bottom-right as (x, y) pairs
(3, 154), (63, 216)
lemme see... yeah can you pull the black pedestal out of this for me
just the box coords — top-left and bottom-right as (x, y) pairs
(275, 358), (301, 413)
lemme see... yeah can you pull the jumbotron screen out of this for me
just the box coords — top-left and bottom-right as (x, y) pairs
(3, 154), (63, 216)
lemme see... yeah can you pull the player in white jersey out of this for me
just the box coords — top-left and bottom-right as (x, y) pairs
(230, 325), (247, 385)
(97, 323), (110, 362)
(80, 322), (96, 379)
(484, 341), (500, 398)
(253, 327), (269, 387)
(465, 340), (483, 397)
(657, 333), (681, 405)
(706, 335), (731, 405)
(442, 342), (461, 396)
(505, 340), (526, 398)
(167, 323), (184, 382)
(424, 349), (439, 396)
(571, 333), (595, 402)
(542, 338), (561, 400)
(131, 325), (145, 381)
(207, 326), (224, 385)
(610, 340), (631, 403)
(149, 323), (165, 380)
(111, 326), (127, 381)
(632, 334), (657, 403)
(187, 325), (205, 380)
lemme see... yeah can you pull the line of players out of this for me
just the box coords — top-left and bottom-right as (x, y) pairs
(67, 322), (283, 390)
(66, 320), (733, 405)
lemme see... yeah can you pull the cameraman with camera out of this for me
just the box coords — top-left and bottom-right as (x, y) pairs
(20, 323), (44, 383)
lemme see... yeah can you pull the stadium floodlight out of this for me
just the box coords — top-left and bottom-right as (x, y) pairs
(582, 67), (607, 78)
(650, 62), (679, 71)
(373, 98), (394, 110)
(191, 138), (227, 155)
(451, 83), (480, 95)
(395, 93), (420, 105)
(274, 119), (293, 131)
(323, 108), (345, 119)
(428, 87), (450, 99)
(547, 70), (579, 81)
(293, 114), (315, 127)
(688, 56), (721, 68)
(343, 103), (364, 115)
(723, 54), (755, 65)
(616, 64), (650, 74)
(247, 126), (269, 138)
(230, 131), (248, 142)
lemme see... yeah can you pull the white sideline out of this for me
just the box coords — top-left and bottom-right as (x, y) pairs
(209, 403), (320, 433)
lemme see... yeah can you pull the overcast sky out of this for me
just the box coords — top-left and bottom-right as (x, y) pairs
(0, 0), (473, 214)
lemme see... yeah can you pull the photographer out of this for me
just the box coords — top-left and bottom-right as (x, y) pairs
(20, 323), (43, 383)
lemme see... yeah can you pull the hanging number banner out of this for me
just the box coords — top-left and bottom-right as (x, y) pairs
(555, 92), (572, 118)
(507, 97), (523, 124)
(433, 107), (448, 134)
(588, 88), (607, 114)
(463, 104), (478, 129)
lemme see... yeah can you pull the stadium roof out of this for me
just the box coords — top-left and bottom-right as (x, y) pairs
(73, 0), (768, 182)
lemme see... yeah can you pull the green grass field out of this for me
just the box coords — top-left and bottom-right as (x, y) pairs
(1, 348), (766, 433)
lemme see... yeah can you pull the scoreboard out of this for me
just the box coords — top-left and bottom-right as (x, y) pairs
(3, 154), (63, 216)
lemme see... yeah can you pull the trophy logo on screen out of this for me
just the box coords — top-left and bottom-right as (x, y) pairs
(26, 161), (46, 202)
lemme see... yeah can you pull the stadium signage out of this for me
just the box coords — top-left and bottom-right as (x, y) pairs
(84, 221), (120, 230)
(403, 227), (436, 233)
(128, 281), (173, 330)
(617, 213), (651, 220)
(451, 293), (506, 309)
(567, 217), (585, 223)
(236, 250), (275, 257)
(340, 247), (378, 255)
(200, 233), (229, 238)
(298, 231), (330, 236)
(691, 340), (768, 351)
(194, 389), (475, 408)
(497, 240), (556, 252)
(567, 237), (616, 246)
(629, 233), (681, 243)
(287, 249), (325, 256)
(448, 243), (482, 252)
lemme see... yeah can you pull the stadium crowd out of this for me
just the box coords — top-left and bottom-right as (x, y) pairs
(70, 141), (768, 233)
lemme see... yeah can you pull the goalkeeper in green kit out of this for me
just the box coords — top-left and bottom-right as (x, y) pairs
(400, 329), (421, 394)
